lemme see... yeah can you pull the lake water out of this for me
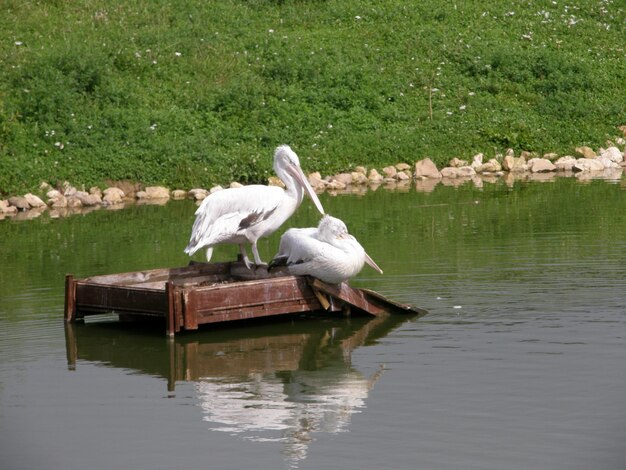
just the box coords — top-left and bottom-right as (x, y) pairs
(1, 176), (625, 470)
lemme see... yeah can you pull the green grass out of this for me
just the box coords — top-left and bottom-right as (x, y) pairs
(1, 0), (625, 196)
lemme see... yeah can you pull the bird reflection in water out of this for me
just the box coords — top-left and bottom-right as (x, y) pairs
(195, 325), (387, 467)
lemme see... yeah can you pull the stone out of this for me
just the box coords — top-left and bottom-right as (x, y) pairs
(67, 196), (83, 208)
(449, 157), (468, 168)
(529, 158), (556, 173)
(229, 182), (244, 189)
(597, 156), (619, 169)
(47, 189), (62, 200)
(106, 180), (141, 198)
(171, 190), (187, 199)
(354, 166), (367, 175)
(600, 146), (624, 163)
(326, 180), (347, 190)
(0, 199), (18, 214)
(24, 193), (46, 208)
(62, 181), (77, 197)
(103, 187), (125, 205)
(457, 166), (477, 177)
(573, 158), (604, 172)
(396, 171), (410, 181)
(476, 159), (502, 173)
(440, 167), (459, 178)
(470, 153), (484, 170)
(267, 176), (284, 188)
(39, 182), (53, 192)
(351, 172), (368, 185)
(414, 158), (442, 179)
(188, 188), (209, 200)
(575, 146), (596, 159)
(89, 187), (102, 197)
(368, 169), (384, 183)
(141, 186), (170, 199)
(8, 196), (30, 211)
(74, 191), (102, 206)
(50, 195), (68, 208)
(543, 152), (559, 161)
(332, 173), (353, 186)
(395, 163), (411, 171)
(308, 172), (324, 188)
(382, 165), (397, 178)
(505, 148), (515, 158)
(554, 156), (577, 171)
(209, 185), (224, 193)
(502, 155), (516, 171)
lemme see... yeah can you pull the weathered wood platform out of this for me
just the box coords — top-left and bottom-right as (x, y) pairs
(64, 261), (426, 336)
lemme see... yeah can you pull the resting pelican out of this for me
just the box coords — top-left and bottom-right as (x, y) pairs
(184, 145), (325, 268)
(269, 215), (383, 284)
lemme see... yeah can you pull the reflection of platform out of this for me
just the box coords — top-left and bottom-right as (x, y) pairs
(64, 312), (425, 392)
(64, 261), (427, 335)
(65, 313), (425, 468)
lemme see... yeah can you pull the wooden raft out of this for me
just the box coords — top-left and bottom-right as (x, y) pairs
(64, 261), (426, 336)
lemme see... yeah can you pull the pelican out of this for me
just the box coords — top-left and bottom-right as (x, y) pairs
(268, 215), (383, 284)
(184, 145), (325, 269)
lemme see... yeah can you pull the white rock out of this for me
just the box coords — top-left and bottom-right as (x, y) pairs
(188, 188), (208, 200)
(600, 146), (624, 163)
(382, 165), (397, 178)
(171, 190), (187, 199)
(414, 158), (442, 179)
(229, 182), (244, 189)
(529, 158), (556, 173)
(24, 193), (46, 208)
(0, 200), (18, 214)
(368, 169), (384, 183)
(597, 156), (619, 169)
(470, 153), (484, 170)
(140, 186), (170, 199)
(209, 185), (224, 194)
(103, 187), (125, 205)
(554, 156), (577, 171)
(573, 158), (605, 172)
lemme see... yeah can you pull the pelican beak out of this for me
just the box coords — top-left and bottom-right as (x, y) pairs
(364, 251), (384, 274)
(287, 164), (325, 215)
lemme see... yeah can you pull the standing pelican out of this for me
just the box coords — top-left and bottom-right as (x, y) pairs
(269, 215), (383, 284)
(184, 145), (325, 269)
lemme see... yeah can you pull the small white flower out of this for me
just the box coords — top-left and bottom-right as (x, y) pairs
(268, 29), (274, 33)
(459, 105), (466, 110)
(355, 15), (362, 20)
(150, 123), (157, 131)
(175, 52), (181, 57)
(15, 41), (23, 46)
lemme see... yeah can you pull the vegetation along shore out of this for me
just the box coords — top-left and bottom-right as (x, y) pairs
(1, 1), (625, 198)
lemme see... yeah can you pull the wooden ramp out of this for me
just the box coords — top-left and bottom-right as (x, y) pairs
(64, 261), (427, 336)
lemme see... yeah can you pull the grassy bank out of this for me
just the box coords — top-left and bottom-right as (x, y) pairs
(1, 0), (625, 196)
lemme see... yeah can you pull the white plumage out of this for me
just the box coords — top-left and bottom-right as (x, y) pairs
(269, 215), (383, 284)
(184, 145), (325, 268)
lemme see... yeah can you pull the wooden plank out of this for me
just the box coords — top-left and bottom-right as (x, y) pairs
(166, 281), (175, 337)
(308, 279), (388, 316)
(74, 282), (168, 317)
(82, 262), (231, 287)
(64, 275), (76, 322)
(183, 276), (323, 329)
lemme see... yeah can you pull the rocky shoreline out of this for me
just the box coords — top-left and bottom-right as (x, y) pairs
(1, 145), (624, 221)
